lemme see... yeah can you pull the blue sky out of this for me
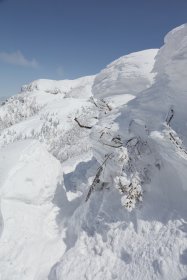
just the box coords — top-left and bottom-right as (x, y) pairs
(0, 0), (187, 97)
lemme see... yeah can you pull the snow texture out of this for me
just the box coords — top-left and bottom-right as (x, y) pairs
(0, 24), (187, 280)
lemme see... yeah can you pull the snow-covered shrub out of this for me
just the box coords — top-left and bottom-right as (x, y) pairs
(37, 108), (95, 162)
(1, 129), (24, 146)
(115, 175), (143, 211)
(89, 100), (155, 211)
(0, 105), (96, 163)
(90, 96), (112, 114)
(0, 94), (42, 131)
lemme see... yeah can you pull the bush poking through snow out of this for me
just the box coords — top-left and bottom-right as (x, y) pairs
(0, 108), (94, 163)
(85, 153), (113, 202)
(115, 175), (143, 211)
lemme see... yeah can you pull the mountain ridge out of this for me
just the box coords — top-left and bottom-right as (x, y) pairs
(0, 24), (187, 280)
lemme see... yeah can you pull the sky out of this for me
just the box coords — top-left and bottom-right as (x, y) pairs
(0, 0), (187, 98)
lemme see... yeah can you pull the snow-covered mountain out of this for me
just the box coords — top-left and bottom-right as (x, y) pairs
(0, 24), (187, 280)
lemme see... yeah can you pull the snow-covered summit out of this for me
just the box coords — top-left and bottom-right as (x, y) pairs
(21, 75), (95, 99)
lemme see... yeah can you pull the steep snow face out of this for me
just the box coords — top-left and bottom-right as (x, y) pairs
(154, 24), (187, 92)
(121, 24), (187, 144)
(153, 24), (187, 142)
(92, 49), (158, 99)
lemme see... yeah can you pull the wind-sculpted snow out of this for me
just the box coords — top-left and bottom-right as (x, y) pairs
(1, 24), (187, 280)
(115, 24), (187, 148)
(53, 24), (187, 279)
(92, 49), (158, 99)
(154, 24), (187, 92)
(0, 140), (65, 279)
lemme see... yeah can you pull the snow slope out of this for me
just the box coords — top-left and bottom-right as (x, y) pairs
(0, 24), (187, 280)
(54, 25), (187, 280)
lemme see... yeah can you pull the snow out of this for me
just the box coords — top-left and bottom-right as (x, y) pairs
(92, 49), (158, 99)
(1, 24), (187, 280)
(0, 140), (65, 279)
(21, 75), (95, 99)
(0, 140), (62, 204)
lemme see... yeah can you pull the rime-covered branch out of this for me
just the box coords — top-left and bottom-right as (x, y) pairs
(74, 117), (92, 129)
(85, 153), (113, 202)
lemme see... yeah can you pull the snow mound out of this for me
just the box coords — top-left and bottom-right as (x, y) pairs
(0, 140), (62, 204)
(92, 49), (158, 99)
(0, 140), (64, 279)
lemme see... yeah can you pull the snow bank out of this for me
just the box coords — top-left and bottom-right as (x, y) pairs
(0, 140), (62, 204)
(0, 140), (65, 279)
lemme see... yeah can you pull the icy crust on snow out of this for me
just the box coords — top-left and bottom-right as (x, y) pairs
(92, 49), (158, 99)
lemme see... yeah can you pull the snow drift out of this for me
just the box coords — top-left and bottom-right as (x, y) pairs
(0, 140), (64, 280)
